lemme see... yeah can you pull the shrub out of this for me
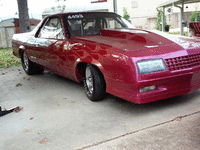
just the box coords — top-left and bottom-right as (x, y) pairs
(190, 11), (200, 22)
(123, 7), (131, 23)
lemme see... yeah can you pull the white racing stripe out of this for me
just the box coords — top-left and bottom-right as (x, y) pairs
(146, 29), (200, 49)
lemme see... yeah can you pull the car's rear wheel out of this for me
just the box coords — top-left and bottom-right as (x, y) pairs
(21, 50), (44, 75)
(83, 64), (106, 101)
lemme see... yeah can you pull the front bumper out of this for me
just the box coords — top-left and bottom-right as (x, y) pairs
(132, 70), (200, 104)
(106, 68), (200, 104)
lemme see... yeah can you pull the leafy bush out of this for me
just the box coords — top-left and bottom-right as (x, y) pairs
(156, 9), (170, 31)
(190, 11), (200, 22)
(168, 31), (188, 36)
(156, 10), (162, 31)
(123, 7), (131, 23)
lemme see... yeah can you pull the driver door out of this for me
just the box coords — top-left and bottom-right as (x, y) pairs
(34, 17), (65, 72)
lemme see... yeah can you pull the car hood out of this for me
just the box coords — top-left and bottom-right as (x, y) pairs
(77, 28), (200, 53)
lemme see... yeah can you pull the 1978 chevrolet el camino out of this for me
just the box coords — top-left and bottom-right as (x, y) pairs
(12, 12), (200, 104)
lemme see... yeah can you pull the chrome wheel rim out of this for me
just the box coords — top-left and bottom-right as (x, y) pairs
(86, 67), (93, 94)
(23, 52), (29, 71)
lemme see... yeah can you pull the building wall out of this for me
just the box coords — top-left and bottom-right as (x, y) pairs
(0, 28), (7, 48)
(147, 18), (157, 30)
(107, 0), (200, 30)
(108, 0), (165, 29)
(0, 18), (40, 48)
(0, 27), (15, 48)
(166, 12), (194, 28)
(0, 19), (15, 27)
(0, 19), (15, 48)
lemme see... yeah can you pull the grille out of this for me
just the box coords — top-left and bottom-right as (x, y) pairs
(165, 54), (200, 71)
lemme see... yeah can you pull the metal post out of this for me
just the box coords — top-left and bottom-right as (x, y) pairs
(162, 7), (165, 32)
(174, 0), (184, 36)
(113, 0), (117, 13)
(196, 12), (198, 22)
(180, 0), (184, 35)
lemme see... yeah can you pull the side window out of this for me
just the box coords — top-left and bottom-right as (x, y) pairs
(102, 17), (124, 29)
(83, 19), (97, 35)
(67, 20), (82, 36)
(38, 17), (65, 39)
(67, 18), (99, 36)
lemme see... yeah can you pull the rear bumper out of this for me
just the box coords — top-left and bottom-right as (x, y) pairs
(106, 69), (200, 104)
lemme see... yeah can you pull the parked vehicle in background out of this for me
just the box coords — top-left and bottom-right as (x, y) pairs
(12, 12), (200, 104)
(189, 22), (200, 37)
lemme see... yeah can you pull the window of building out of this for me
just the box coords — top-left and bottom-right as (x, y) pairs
(132, 1), (138, 8)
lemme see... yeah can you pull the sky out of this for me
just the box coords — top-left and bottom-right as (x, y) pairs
(0, 0), (91, 20)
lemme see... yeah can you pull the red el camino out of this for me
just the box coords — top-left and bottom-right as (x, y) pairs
(12, 12), (200, 104)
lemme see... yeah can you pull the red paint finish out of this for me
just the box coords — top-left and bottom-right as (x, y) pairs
(12, 12), (200, 104)
(189, 22), (200, 37)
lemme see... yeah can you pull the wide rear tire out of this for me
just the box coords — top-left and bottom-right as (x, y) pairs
(83, 64), (106, 101)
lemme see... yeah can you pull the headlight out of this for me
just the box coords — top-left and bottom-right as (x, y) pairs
(137, 59), (167, 74)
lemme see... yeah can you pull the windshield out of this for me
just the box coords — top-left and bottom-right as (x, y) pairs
(64, 13), (134, 37)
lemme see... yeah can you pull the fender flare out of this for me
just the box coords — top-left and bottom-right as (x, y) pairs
(74, 57), (105, 82)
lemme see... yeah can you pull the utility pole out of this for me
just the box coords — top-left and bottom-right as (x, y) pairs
(17, 0), (30, 33)
(113, 0), (117, 13)
(0, 0), (2, 22)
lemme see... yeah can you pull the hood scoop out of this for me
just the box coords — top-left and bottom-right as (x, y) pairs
(100, 29), (149, 43)
(78, 28), (178, 52)
(99, 29), (174, 51)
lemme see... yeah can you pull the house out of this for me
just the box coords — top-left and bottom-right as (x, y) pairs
(41, 0), (200, 31)
(0, 18), (40, 48)
(106, 0), (200, 30)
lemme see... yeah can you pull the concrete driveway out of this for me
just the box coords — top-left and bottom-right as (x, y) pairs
(0, 66), (200, 150)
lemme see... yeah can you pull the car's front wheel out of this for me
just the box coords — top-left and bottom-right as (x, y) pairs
(21, 50), (44, 75)
(83, 64), (106, 101)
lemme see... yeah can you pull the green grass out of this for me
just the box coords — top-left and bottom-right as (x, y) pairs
(168, 31), (189, 36)
(0, 49), (21, 68)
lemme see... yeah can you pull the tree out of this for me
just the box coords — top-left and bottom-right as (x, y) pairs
(156, 8), (163, 31)
(17, 0), (30, 33)
(123, 7), (131, 23)
(156, 8), (170, 32)
(190, 11), (200, 22)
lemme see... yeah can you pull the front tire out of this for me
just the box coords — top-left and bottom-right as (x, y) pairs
(21, 51), (44, 75)
(83, 64), (106, 101)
